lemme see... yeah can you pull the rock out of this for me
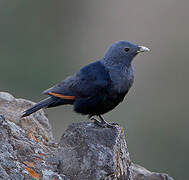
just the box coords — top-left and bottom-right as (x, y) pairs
(0, 92), (54, 142)
(130, 164), (174, 180)
(56, 122), (131, 180)
(56, 122), (174, 180)
(0, 92), (67, 180)
(0, 92), (174, 180)
(0, 114), (66, 180)
(0, 92), (15, 102)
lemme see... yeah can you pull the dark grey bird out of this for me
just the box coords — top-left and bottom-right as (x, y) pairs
(22, 41), (150, 127)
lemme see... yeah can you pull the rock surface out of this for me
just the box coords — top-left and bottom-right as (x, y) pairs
(57, 122), (131, 180)
(0, 92), (174, 180)
(130, 164), (174, 180)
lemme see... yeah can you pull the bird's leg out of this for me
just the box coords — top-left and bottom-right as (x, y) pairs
(99, 115), (119, 128)
(92, 115), (117, 128)
(92, 115), (107, 128)
(89, 115), (118, 128)
(99, 115), (109, 125)
(89, 115), (102, 125)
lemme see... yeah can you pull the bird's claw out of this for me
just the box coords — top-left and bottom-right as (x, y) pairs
(109, 122), (119, 126)
(91, 117), (118, 128)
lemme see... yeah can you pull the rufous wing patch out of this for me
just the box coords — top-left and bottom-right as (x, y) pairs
(48, 92), (75, 100)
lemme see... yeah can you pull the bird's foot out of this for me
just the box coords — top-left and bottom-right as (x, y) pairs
(90, 115), (119, 128)
(109, 122), (119, 126)
(91, 118), (114, 128)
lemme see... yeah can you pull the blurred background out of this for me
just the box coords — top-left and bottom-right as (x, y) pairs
(1, 0), (189, 179)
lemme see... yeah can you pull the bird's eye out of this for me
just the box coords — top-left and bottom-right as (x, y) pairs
(124, 47), (130, 52)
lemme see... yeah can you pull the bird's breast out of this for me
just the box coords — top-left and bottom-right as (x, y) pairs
(108, 66), (134, 94)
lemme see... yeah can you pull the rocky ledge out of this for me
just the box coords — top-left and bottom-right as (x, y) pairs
(0, 92), (174, 180)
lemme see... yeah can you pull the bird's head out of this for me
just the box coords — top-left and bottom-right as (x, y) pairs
(103, 41), (150, 66)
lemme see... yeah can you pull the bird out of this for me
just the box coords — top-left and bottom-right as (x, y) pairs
(22, 41), (150, 128)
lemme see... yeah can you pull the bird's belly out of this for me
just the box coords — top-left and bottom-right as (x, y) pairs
(104, 92), (127, 111)
(73, 92), (126, 116)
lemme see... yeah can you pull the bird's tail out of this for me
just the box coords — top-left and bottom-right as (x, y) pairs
(22, 97), (55, 117)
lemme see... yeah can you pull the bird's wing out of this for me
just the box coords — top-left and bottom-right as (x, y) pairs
(43, 75), (77, 100)
(43, 61), (111, 100)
